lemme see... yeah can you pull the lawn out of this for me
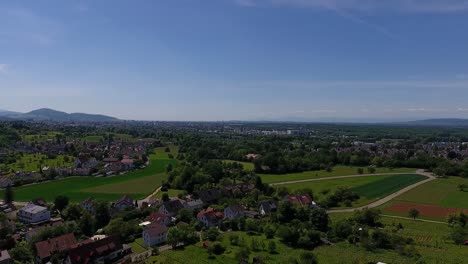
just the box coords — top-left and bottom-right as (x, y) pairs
(222, 160), (255, 170)
(0, 148), (176, 202)
(260, 165), (416, 184)
(0, 153), (74, 172)
(280, 174), (426, 208)
(131, 238), (149, 254)
(83, 135), (105, 143)
(153, 189), (185, 199)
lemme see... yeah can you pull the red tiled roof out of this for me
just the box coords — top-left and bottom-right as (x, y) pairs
(67, 236), (122, 264)
(35, 233), (77, 259)
(286, 194), (312, 206)
(144, 223), (168, 237)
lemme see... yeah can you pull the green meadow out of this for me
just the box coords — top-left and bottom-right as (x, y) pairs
(260, 165), (416, 184)
(279, 174), (426, 208)
(0, 148), (176, 202)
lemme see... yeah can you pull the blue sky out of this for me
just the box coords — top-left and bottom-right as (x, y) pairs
(1, 0), (468, 121)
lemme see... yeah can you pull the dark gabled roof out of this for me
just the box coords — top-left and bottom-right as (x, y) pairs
(259, 200), (279, 213)
(285, 194), (312, 206)
(197, 189), (221, 203)
(162, 199), (184, 214)
(143, 223), (168, 237)
(35, 233), (77, 259)
(226, 205), (244, 214)
(67, 236), (122, 264)
(115, 195), (134, 205)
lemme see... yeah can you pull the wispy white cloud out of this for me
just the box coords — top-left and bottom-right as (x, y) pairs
(0, 64), (8, 74)
(407, 107), (448, 112)
(0, 7), (62, 46)
(239, 0), (468, 13)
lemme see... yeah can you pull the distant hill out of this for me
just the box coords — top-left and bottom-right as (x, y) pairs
(405, 119), (468, 127)
(0, 108), (119, 122)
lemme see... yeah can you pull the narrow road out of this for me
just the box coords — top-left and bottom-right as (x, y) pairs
(327, 169), (436, 213)
(139, 186), (162, 206)
(270, 171), (417, 186)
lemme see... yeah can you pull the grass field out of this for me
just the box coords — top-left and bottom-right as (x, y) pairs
(380, 176), (468, 220)
(23, 132), (63, 142)
(222, 160), (255, 170)
(0, 148), (177, 202)
(83, 135), (105, 143)
(260, 166), (416, 184)
(0, 153), (73, 172)
(280, 174), (426, 208)
(393, 176), (468, 208)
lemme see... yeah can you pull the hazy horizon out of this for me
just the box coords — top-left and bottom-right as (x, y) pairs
(1, 1), (468, 121)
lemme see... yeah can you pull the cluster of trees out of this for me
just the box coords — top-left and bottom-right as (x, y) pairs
(167, 159), (258, 193)
(448, 212), (467, 245)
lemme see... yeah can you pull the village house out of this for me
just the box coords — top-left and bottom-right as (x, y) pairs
(25, 218), (64, 241)
(283, 194), (315, 207)
(258, 200), (279, 216)
(224, 205), (245, 220)
(66, 236), (130, 264)
(18, 203), (51, 225)
(146, 212), (171, 226)
(0, 250), (11, 264)
(182, 199), (204, 211)
(142, 223), (168, 247)
(121, 158), (135, 170)
(223, 183), (255, 197)
(246, 153), (262, 160)
(35, 233), (77, 264)
(197, 207), (223, 227)
(0, 177), (12, 188)
(197, 189), (222, 205)
(159, 199), (184, 217)
(73, 155), (98, 169)
(112, 195), (135, 211)
(80, 198), (96, 214)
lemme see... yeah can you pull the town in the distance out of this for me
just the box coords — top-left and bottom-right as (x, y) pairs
(0, 109), (466, 264)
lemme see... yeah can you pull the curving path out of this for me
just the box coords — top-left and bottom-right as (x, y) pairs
(268, 169), (436, 214)
(270, 171), (417, 186)
(327, 169), (436, 213)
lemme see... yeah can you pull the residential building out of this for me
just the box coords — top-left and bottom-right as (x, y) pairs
(80, 198), (96, 214)
(258, 200), (279, 216)
(66, 236), (130, 264)
(182, 199), (203, 211)
(159, 199), (184, 217)
(197, 189), (222, 204)
(142, 223), (168, 247)
(224, 205), (245, 220)
(18, 204), (50, 224)
(146, 212), (171, 226)
(112, 195), (135, 211)
(35, 233), (77, 264)
(284, 194), (314, 207)
(0, 250), (11, 264)
(0, 178), (12, 188)
(197, 208), (223, 227)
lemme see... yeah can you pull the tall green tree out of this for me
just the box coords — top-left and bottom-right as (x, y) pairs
(54, 195), (70, 212)
(4, 185), (13, 204)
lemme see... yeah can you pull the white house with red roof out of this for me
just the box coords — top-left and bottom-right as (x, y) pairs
(142, 223), (168, 247)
